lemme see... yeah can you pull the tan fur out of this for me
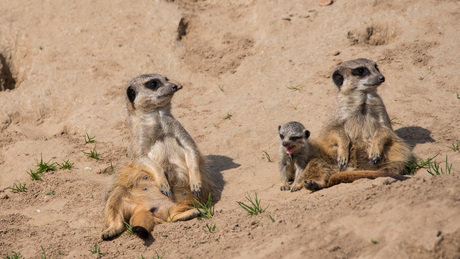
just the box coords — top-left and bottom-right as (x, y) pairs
(303, 59), (411, 191)
(102, 162), (210, 240)
(125, 74), (217, 199)
(102, 74), (218, 240)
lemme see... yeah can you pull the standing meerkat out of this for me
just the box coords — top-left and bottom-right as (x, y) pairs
(125, 74), (215, 199)
(277, 121), (312, 192)
(303, 58), (411, 190)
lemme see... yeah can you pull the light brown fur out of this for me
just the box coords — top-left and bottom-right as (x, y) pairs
(303, 58), (411, 191)
(101, 162), (204, 240)
(102, 74), (217, 240)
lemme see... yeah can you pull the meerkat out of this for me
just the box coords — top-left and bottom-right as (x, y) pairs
(101, 162), (201, 240)
(303, 58), (411, 190)
(125, 74), (216, 200)
(277, 121), (312, 191)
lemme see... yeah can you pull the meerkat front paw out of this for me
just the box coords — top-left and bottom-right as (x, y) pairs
(305, 180), (323, 191)
(369, 152), (381, 165)
(290, 183), (303, 192)
(337, 148), (349, 171)
(280, 183), (291, 191)
(191, 182), (202, 197)
(159, 183), (172, 197)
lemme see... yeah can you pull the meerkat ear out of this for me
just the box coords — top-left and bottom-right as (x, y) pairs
(304, 129), (310, 139)
(332, 70), (344, 88)
(127, 86), (136, 104)
(278, 125), (281, 132)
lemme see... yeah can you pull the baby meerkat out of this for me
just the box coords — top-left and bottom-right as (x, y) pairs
(304, 58), (411, 190)
(125, 74), (216, 200)
(278, 121), (312, 192)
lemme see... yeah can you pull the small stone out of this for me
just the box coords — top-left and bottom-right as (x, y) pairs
(319, 0), (333, 6)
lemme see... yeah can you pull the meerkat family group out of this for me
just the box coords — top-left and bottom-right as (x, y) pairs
(102, 58), (412, 240)
(278, 58), (411, 191)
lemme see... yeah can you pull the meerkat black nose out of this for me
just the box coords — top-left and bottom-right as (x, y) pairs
(170, 84), (178, 91)
(282, 142), (289, 147)
(378, 76), (385, 82)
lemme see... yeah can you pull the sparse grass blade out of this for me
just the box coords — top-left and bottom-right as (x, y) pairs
(262, 151), (272, 162)
(448, 140), (460, 152)
(28, 169), (42, 181)
(193, 193), (214, 220)
(83, 145), (100, 160)
(10, 182), (27, 193)
(427, 156), (452, 175)
(58, 160), (74, 170)
(237, 193), (268, 215)
(36, 154), (56, 173)
(84, 133), (96, 144)
(407, 154), (438, 175)
(287, 85), (304, 91)
(123, 221), (135, 235)
(202, 223), (216, 233)
(89, 243), (102, 255)
(154, 250), (165, 259)
(224, 112), (232, 120)
(4, 251), (24, 259)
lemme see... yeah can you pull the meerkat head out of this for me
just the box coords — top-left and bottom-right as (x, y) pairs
(278, 121), (310, 155)
(332, 58), (385, 94)
(126, 74), (182, 112)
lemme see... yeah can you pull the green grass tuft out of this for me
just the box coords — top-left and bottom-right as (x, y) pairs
(193, 193), (214, 220)
(89, 243), (102, 256)
(203, 223), (216, 233)
(237, 193), (268, 215)
(4, 251), (24, 259)
(58, 160), (74, 170)
(448, 140), (460, 152)
(84, 133), (96, 144)
(83, 145), (100, 160)
(407, 154), (438, 175)
(427, 156), (452, 175)
(10, 182), (27, 193)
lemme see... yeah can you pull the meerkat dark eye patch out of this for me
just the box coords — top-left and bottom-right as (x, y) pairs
(289, 136), (302, 141)
(127, 86), (136, 103)
(145, 79), (162, 91)
(352, 67), (370, 77)
(279, 134), (284, 139)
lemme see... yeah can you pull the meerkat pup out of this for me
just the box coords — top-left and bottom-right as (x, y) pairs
(304, 58), (411, 190)
(102, 162), (201, 240)
(278, 121), (312, 191)
(125, 74), (216, 200)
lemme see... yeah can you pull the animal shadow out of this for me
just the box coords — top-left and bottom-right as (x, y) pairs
(395, 126), (435, 150)
(206, 155), (240, 201)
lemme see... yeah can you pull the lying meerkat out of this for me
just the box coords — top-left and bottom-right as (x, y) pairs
(125, 74), (216, 199)
(278, 121), (312, 192)
(101, 162), (202, 240)
(303, 58), (411, 190)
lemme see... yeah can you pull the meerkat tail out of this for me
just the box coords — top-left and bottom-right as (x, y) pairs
(327, 171), (407, 187)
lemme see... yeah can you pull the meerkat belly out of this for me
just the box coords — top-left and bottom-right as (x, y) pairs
(131, 182), (178, 221)
(344, 114), (379, 144)
(148, 138), (188, 177)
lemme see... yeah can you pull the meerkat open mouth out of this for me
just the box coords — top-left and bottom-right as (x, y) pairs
(285, 145), (296, 154)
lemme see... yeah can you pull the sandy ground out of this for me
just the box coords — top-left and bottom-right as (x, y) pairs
(1, 0), (460, 258)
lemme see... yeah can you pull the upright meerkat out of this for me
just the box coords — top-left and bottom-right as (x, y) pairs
(102, 74), (217, 240)
(303, 58), (411, 190)
(125, 74), (215, 200)
(278, 121), (312, 191)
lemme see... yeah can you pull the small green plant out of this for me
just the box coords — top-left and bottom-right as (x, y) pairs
(237, 193), (268, 215)
(290, 103), (298, 110)
(124, 221), (135, 235)
(267, 215), (275, 223)
(407, 154), (438, 175)
(371, 239), (378, 245)
(58, 160), (74, 170)
(10, 182), (27, 193)
(154, 250), (165, 259)
(83, 145), (100, 160)
(46, 190), (55, 195)
(4, 251), (24, 259)
(390, 117), (404, 126)
(427, 156), (452, 175)
(262, 151), (272, 162)
(36, 155), (57, 173)
(448, 140), (460, 152)
(193, 193), (214, 220)
(217, 83), (224, 92)
(287, 85), (304, 91)
(28, 169), (42, 181)
(40, 246), (47, 259)
(89, 243), (102, 256)
(224, 112), (232, 120)
(84, 133), (96, 144)
(203, 223), (216, 233)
